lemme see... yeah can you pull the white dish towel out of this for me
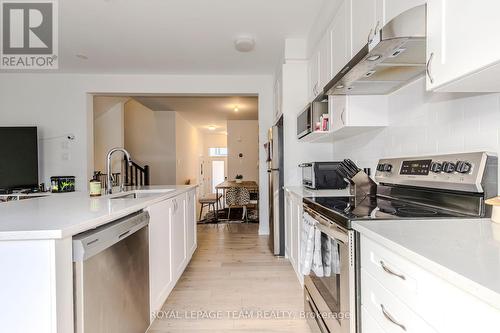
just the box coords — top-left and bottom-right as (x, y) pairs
(300, 212), (316, 276)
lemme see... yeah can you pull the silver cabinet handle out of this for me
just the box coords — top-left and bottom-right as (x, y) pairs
(380, 260), (406, 280)
(367, 28), (374, 43)
(340, 108), (346, 125)
(426, 52), (435, 84)
(373, 21), (380, 36)
(381, 304), (407, 331)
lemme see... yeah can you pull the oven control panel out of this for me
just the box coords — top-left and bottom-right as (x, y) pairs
(375, 152), (497, 193)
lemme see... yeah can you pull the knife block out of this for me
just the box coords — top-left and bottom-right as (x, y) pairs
(348, 171), (377, 206)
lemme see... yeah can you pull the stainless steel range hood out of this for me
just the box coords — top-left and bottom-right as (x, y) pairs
(324, 5), (426, 96)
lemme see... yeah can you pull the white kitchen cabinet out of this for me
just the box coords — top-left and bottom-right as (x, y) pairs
(171, 195), (187, 281)
(360, 234), (500, 333)
(185, 190), (197, 258)
(148, 199), (173, 312)
(351, 0), (377, 56)
(284, 189), (304, 285)
(426, 0), (500, 92)
(308, 50), (321, 101)
(147, 188), (197, 313)
(318, 34), (330, 91)
(329, 0), (351, 78)
(273, 68), (283, 121)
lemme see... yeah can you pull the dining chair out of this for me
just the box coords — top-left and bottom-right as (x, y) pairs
(226, 187), (251, 222)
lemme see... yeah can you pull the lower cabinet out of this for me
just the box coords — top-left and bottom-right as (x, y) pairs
(147, 188), (197, 313)
(284, 189), (304, 285)
(360, 234), (500, 333)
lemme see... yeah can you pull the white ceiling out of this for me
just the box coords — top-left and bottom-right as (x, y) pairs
(55, 0), (325, 74)
(134, 95), (258, 133)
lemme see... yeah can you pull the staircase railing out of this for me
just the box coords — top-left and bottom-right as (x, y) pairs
(124, 157), (150, 186)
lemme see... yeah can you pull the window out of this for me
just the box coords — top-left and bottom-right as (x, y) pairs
(208, 147), (228, 157)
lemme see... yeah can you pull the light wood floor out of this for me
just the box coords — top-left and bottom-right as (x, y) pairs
(148, 223), (312, 333)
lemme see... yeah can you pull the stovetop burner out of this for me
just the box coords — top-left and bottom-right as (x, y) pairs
(304, 195), (469, 229)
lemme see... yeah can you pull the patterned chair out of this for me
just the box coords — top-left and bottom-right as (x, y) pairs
(225, 187), (251, 221)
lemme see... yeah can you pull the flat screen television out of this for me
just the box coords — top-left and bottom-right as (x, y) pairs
(0, 127), (39, 192)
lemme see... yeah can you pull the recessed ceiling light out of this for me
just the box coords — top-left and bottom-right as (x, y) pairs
(208, 126), (216, 131)
(75, 54), (88, 60)
(234, 36), (255, 52)
(234, 106), (239, 112)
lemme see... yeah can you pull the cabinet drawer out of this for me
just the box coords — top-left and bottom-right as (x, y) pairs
(362, 270), (438, 333)
(361, 235), (419, 306)
(361, 306), (386, 333)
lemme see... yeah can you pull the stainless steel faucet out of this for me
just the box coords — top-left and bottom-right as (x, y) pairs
(106, 147), (132, 195)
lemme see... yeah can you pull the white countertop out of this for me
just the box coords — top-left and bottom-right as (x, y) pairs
(353, 219), (500, 310)
(284, 186), (350, 198)
(0, 185), (196, 241)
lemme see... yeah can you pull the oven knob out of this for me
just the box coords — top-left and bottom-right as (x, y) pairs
(456, 161), (472, 174)
(383, 164), (393, 172)
(377, 164), (385, 172)
(442, 161), (455, 173)
(430, 162), (442, 173)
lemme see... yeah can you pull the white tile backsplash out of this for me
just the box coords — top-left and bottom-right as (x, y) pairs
(332, 78), (500, 187)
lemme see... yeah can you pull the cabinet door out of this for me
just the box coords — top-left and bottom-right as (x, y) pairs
(284, 192), (292, 258)
(308, 51), (321, 101)
(291, 195), (301, 274)
(330, 0), (350, 77)
(329, 95), (348, 132)
(185, 190), (196, 258)
(351, 0), (377, 56)
(148, 199), (172, 311)
(427, 0), (500, 90)
(318, 34), (330, 90)
(171, 196), (187, 280)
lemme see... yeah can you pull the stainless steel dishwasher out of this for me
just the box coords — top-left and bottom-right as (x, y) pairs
(73, 211), (150, 333)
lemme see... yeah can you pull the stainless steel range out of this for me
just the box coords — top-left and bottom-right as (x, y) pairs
(302, 152), (498, 333)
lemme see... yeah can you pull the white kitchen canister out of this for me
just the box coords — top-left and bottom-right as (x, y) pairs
(485, 197), (500, 224)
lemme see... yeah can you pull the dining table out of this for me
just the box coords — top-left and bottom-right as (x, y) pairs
(214, 180), (259, 222)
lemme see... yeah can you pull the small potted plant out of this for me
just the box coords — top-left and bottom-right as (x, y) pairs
(235, 174), (243, 184)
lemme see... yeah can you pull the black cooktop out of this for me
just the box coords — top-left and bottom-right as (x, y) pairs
(304, 195), (469, 229)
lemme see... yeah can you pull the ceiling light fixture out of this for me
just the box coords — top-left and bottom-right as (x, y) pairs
(234, 36), (255, 52)
(234, 106), (239, 112)
(208, 126), (216, 131)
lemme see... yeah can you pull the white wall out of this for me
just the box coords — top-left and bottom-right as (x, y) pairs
(0, 73), (273, 235)
(227, 120), (259, 181)
(124, 100), (176, 185)
(332, 78), (500, 188)
(176, 113), (202, 185)
(93, 97), (127, 174)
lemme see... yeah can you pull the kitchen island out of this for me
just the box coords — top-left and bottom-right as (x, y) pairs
(0, 185), (197, 333)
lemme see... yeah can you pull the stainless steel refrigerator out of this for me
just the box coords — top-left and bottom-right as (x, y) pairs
(267, 116), (284, 256)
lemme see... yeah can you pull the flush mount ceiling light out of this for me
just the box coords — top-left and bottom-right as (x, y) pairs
(234, 36), (255, 52)
(208, 125), (216, 131)
(234, 106), (239, 112)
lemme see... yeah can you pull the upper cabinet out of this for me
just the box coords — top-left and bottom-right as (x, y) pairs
(351, 0), (377, 56)
(329, 0), (351, 79)
(426, 0), (500, 92)
(308, 50), (321, 101)
(375, 0), (426, 27)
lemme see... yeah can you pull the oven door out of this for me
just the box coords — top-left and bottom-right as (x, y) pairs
(303, 207), (356, 333)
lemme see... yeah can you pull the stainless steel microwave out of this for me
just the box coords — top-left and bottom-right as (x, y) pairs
(297, 102), (328, 139)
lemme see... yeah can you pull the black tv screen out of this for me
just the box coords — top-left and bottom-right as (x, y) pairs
(0, 127), (39, 191)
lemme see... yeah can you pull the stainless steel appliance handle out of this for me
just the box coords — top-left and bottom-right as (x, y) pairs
(426, 52), (434, 84)
(303, 206), (348, 244)
(305, 294), (328, 333)
(380, 260), (406, 281)
(381, 304), (407, 331)
(299, 163), (313, 167)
